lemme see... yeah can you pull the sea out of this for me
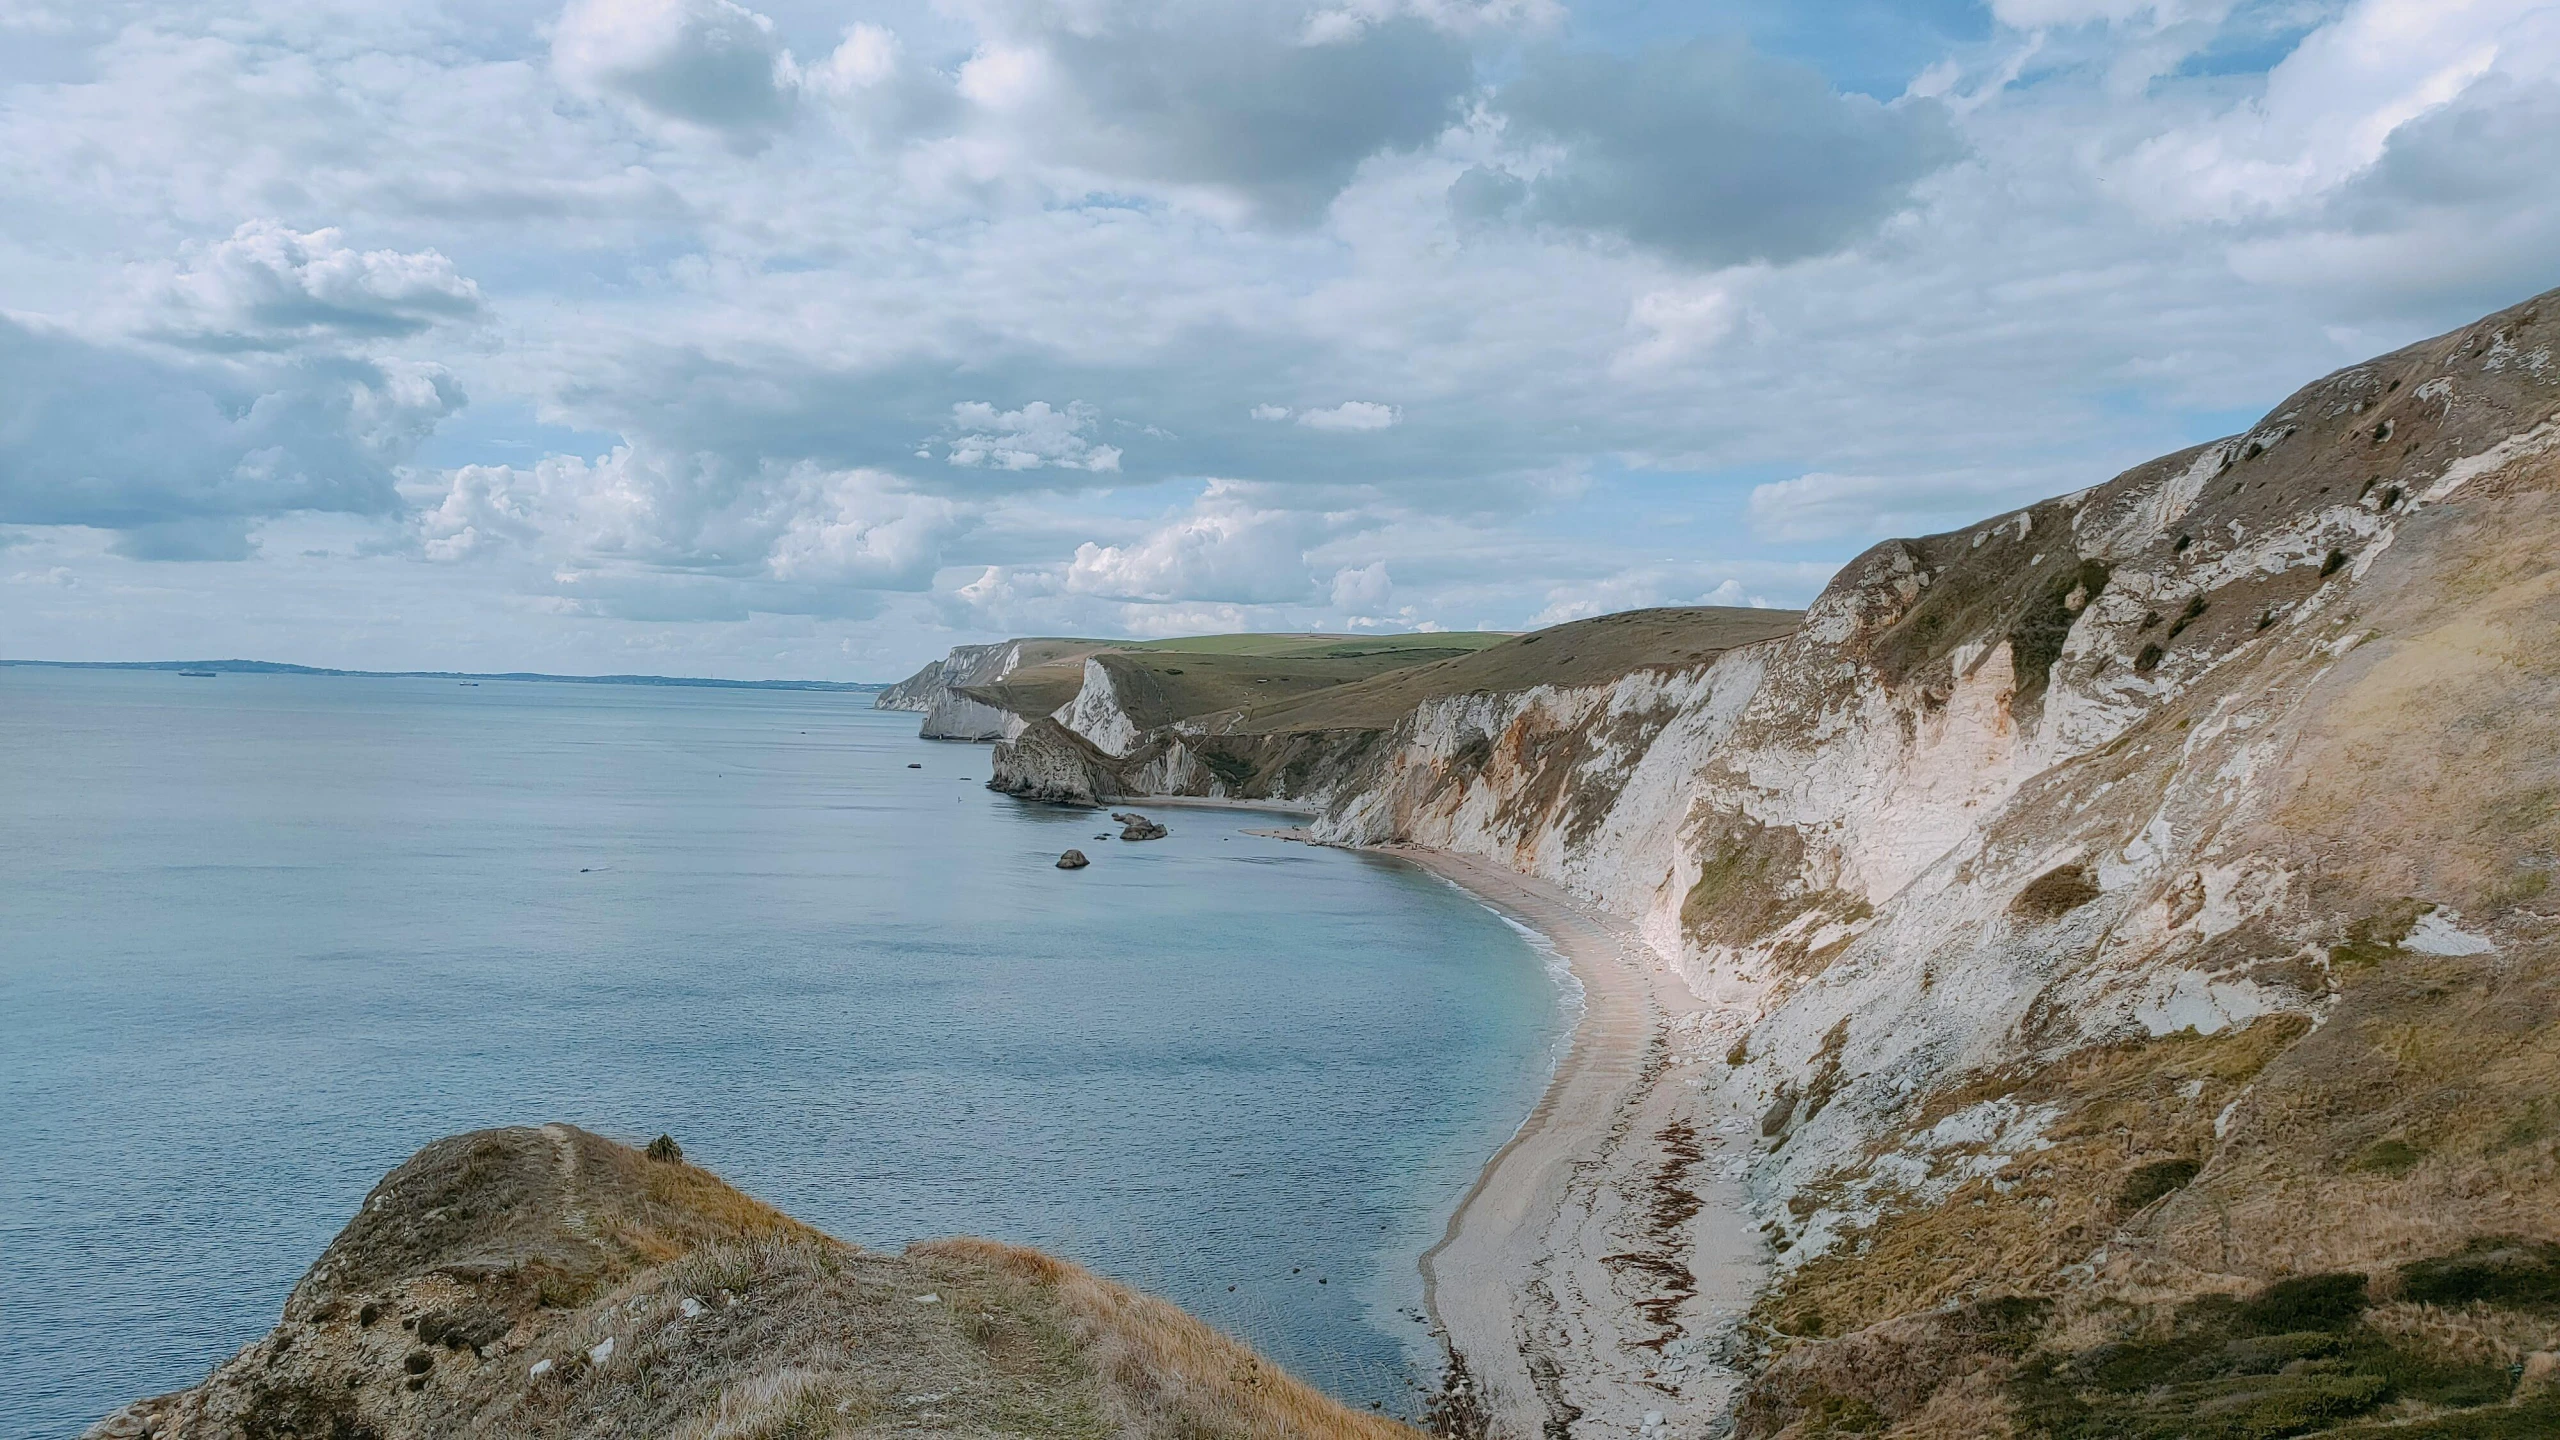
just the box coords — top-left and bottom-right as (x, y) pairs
(0, 667), (1570, 1438)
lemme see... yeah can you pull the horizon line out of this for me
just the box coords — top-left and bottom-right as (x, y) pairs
(0, 658), (888, 692)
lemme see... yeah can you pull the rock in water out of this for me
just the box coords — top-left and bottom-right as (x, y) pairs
(1056, 849), (1090, 869)
(1116, 812), (1169, 841)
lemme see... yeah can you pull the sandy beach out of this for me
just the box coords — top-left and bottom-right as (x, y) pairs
(1387, 846), (1766, 1440)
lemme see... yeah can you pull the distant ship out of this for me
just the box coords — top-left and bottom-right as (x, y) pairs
(177, 670), (219, 678)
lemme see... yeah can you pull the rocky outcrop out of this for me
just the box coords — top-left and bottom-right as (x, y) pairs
(1056, 848), (1090, 869)
(1113, 812), (1168, 841)
(89, 1126), (1419, 1440)
(972, 287), (2560, 1435)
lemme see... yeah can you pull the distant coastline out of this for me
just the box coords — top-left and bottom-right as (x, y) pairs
(0, 658), (885, 693)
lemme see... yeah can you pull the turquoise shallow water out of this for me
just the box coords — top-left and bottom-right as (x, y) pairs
(0, 668), (1567, 1438)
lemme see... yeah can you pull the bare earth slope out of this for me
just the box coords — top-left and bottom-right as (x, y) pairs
(88, 1126), (1422, 1440)
(970, 288), (2560, 1437)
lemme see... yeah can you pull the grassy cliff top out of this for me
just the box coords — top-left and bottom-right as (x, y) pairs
(1235, 605), (1804, 733)
(1125, 631), (1514, 658)
(958, 608), (1800, 734)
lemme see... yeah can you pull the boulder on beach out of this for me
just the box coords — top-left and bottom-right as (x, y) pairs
(1056, 849), (1090, 869)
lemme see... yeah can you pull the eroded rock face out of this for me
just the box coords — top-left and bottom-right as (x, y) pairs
(977, 288), (2560, 1430)
(88, 1126), (1420, 1440)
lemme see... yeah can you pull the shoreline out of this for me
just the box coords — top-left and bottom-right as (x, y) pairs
(1378, 845), (1766, 1440)
(1107, 791), (1321, 817)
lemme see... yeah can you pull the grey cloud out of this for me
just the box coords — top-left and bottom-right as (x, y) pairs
(553, 0), (798, 137)
(109, 517), (256, 562)
(1448, 161), (1526, 223)
(0, 316), (462, 549)
(1472, 41), (1964, 265)
(2260, 73), (2560, 315)
(984, 2), (1476, 221)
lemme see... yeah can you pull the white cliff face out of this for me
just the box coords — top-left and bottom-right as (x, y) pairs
(877, 641), (1057, 740)
(1300, 289), (2560, 1347)
(1053, 659), (1141, 757)
(922, 643), (1030, 740)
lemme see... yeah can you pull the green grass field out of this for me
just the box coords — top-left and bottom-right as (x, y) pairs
(1122, 631), (1515, 659)
(952, 609), (1804, 734)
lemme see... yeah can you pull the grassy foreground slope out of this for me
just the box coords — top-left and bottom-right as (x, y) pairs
(88, 1126), (1421, 1440)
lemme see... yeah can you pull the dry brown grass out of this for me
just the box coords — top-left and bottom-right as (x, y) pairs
(1880, 1370), (2016, 1439)
(916, 1238), (1425, 1440)
(1768, 1017), (2309, 1338)
(2363, 1301), (2559, 1370)
(668, 1366), (881, 1440)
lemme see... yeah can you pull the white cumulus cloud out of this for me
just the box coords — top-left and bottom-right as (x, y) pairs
(1063, 482), (1319, 603)
(945, 401), (1123, 473)
(1296, 400), (1401, 431)
(150, 220), (482, 350)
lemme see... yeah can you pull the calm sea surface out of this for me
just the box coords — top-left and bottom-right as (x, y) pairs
(0, 668), (1568, 1438)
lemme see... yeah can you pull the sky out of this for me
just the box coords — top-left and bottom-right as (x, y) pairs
(2, 0), (2555, 680)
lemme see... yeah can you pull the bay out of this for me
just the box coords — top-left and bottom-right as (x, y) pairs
(0, 668), (1566, 1438)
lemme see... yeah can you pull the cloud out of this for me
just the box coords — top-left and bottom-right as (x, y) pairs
(2224, 66), (2560, 311)
(409, 447), (970, 612)
(6, 0), (2556, 677)
(1296, 400), (1400, 431)
(1989, 0), (2232, 29)
(949, 0), (1478, 220)
(110, 516), (257, 562)
(1615, 284), (1741, 372)
(553, 0), (797, 138)
(2116, 0), (2540, 223)
(1062, 482), (1323, 603)
(1329, 559), (1393, 609)
(1470, 40), (1965, 265)
(1747, 471), (2037, 544)
(148, 220), (483, 352)
(944, 401), (1123, 472)
(0, 314), (461, 550)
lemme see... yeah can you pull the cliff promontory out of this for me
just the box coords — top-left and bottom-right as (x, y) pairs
(88, 1126), (1420, 1440)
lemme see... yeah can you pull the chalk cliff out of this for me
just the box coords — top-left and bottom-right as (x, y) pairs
(954, 287), (2560, 1436)
(877, 639), (1112, 741)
